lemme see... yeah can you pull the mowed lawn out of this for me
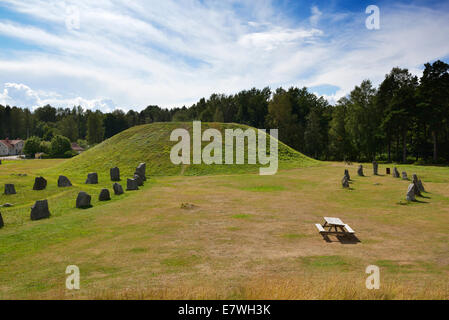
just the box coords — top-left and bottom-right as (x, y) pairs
(1, 159), (449, 299)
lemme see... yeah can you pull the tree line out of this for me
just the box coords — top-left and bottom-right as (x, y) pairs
(1, 60), (448, 163)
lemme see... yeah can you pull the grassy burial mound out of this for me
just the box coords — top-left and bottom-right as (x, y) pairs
(54, 122), (318, 179)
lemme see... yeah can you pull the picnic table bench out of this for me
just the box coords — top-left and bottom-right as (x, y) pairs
(315, 217), (355, 235)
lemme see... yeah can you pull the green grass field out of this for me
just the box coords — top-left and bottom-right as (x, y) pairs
(1, 123), (448, 300)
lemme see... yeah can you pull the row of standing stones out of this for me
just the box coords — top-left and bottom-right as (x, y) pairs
(0, 163), (147, 229)
(341, 161), (426, 201)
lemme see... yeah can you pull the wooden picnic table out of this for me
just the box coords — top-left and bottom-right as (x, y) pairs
(315, 217), (355, 235)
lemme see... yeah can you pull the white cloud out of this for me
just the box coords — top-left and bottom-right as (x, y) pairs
(0, 83), (40, 107)
(0, 1), (447, 112)
(310, 6), (322, 26)
(238, 27), (322, 51)
(0, 82), (116, 111)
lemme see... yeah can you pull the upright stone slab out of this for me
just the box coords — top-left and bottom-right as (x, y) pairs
(76, 192), (92, 208)
(342, 176), (350, 188)
(33, 177), (47, 190)
(135, 163), (147, 181)
(126, 178), (139, 191)
(30, 200), (51, 221)
(85, 173), (98, 184)
(393, 167), (400, 178)
(417, 179), (425, 193)
(99, 189), (111, 201)
(133, 174), (144, 186)
(357, 165), (364, 177)
(4, 184), (16, 195)
(0, 212), (4, 228)
(58, 175), (72, 187)
(406, 184), (416, 201)
(113, 183), (124, 195)
(412, 174), (422, 196)
(110, 167), (120, 182)
(344, 169), (351, 181)
(386, 168), (391, 175)
(401, 172), (408, 180)
(373, 161), (378, 175)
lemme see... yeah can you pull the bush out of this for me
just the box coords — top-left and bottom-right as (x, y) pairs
(50, 135), (72, 158)
(39, 141), (51, 154)
(63, 150), (78, 158)
(41, 153), (51, 159)
(77, 139), (88, 150)
(23, 136), (42, 157)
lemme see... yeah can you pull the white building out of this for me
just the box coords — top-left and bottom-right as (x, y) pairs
(0, 138), (25, 156)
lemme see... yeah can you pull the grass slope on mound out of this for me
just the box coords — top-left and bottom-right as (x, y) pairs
(54, 122), (318, 178)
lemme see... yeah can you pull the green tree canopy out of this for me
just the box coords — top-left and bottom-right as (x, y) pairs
(23, 136), (42, 157)
(50, 135), (71, 158)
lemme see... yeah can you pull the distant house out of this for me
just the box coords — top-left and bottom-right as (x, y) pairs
(71, 142), (85, 154)
(0, 138), (24, 156)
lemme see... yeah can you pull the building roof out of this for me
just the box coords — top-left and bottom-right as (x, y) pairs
(71, 142), (85, 152)
(0, 138), (24, 148)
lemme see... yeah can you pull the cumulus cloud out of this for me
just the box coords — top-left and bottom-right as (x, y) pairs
(0, 1), (447, 111)
(0, 82), (116, 111)
(0, 83), (40, 108)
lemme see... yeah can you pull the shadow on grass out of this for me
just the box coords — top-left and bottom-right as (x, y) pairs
(321, 234), (361, 245)
(77, 205), (93, 210)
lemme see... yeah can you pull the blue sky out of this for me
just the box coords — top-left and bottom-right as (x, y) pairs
(0, 0), (449, 111)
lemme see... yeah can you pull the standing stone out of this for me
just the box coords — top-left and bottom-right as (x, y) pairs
(113, 183), (124, 195)
(126, 178), (139, 191)
(417, 179), (425, 193)
(76, 192), (92, 208)
(135, 163), (147, 181)
(401, 172), (408, 180)
(58, 176), (72, 187)
(342, 176), (350, 188)
(4, 184), (16, 195)
(386, 168), (391, 175)
(412, 174), (422, 196)
(406, 184), (416, 201)
(357, 165), (364, 177)
(33, 177), (47, 190)
(85, 173), (98, 184)
(30, 200), (51, 221)
(99, 189), (111, 201)
(393, 167), (400, 178)
(373, 161), (378, 175)
(133, 174), (144, 186)
(0, 212), (3, 228)
(344, 169), (351, 181)
(110, 167), (120, 182)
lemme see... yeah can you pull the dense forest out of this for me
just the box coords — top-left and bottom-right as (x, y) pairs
(1, 60), (448, 163)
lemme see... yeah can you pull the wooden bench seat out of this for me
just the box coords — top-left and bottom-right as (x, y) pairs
(315, 224), (326, 233)
(344, 224), (355, 234)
